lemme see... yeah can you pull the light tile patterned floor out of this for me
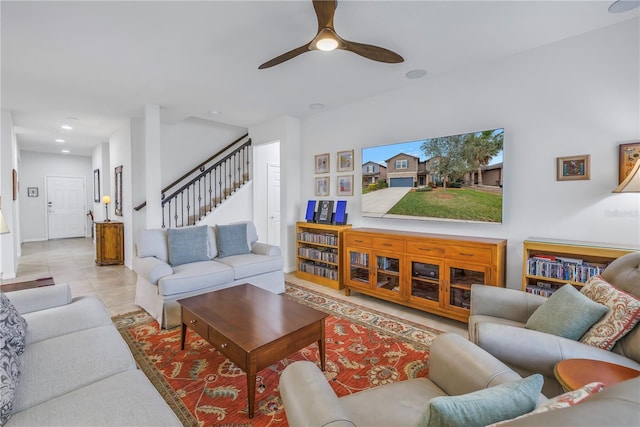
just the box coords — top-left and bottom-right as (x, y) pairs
(4, 237), (467, 337)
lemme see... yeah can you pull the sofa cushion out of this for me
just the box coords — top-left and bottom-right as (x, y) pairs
(21, 296), (112, 345)
(419, 374), (543, 427)
(158, 260), (234, 297)
(216, 253), (283, 280)
(0, 292), (28, 355)
(167, 225), (209, 266)
(6, 370), (181, 426)
(216, 223), (251, 258)
(525, 284), (608, 340)
(137, 229), (169, 263)
(580, 276), (640, 350)
(0, 340), (21, 426)
(13, 325), (136, 413)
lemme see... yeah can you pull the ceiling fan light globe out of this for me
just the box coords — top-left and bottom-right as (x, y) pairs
(316, 37), (339, 51)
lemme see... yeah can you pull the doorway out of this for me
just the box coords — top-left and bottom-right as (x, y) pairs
(267, 163), (281, 246)
(253, 142), (280, 246)
(46, 176), (86, 239)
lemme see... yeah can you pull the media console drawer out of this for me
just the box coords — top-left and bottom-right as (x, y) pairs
(406, 241), (445, 258)
(372, 237), (404, 252)
(445, 246), (492, 264)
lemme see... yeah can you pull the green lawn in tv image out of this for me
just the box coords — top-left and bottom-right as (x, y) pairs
(388, 188), (502, 222)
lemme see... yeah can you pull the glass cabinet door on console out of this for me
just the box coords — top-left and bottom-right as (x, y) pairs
(445, 262), (490, 315)
(347, 248), (372, 290)
(375, 253), (401, 300)
(408, 258), (443, 309)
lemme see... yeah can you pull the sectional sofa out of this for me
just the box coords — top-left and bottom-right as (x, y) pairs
(133, 221), (284, 328)
(1, 284), (181, 426)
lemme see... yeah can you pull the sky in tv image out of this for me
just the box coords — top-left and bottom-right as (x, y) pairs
(361, 128), (504, 224)
(363, 129), (503, 167)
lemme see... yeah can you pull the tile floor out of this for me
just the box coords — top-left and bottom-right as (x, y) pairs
(3, 237), (467, 337)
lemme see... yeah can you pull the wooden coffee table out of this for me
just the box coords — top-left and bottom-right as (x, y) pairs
(555, 358), (640, 391)
(177, 283), (328, 418)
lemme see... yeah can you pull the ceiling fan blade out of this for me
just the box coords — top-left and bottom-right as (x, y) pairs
(313, 0), (337, 31)
(258, 43), (311, 69)
(342, 40), (404, 64)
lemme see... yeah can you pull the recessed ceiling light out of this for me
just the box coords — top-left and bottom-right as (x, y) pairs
(55, 139), (65, 143)
(61, 125), (73, 130)
(209, 110), (219, 115)
(61, 149), (70, 153)
(309, 103), (325, 110)
(405, 69), (428, 79)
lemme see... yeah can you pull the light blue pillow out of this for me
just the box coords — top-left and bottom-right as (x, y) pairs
(216, 223), (250, 258)
(167, 225), (209, 266)
(420, 374), (543, 427)
(525, 284), (608, 340)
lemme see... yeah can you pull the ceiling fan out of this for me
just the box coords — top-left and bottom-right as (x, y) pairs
(258, 0), (404, 69)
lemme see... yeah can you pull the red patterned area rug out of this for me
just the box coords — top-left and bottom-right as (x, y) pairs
(113, 282), (443, 427)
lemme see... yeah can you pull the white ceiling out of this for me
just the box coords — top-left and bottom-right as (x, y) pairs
(2, 1), (638, 156)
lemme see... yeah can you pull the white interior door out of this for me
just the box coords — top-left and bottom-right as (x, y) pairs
(47, 176), (86, 239)
(267, 163), (281, 246)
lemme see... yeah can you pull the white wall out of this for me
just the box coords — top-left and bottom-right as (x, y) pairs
(19, 151), (93, 242)
(250, 115), (301, 272)
(0, 109), (19, 279)
(92, 142), (110, 223)
(109, 122), (133, 268)
(161, 117), (246, 188)
(300, 19), (640, 289)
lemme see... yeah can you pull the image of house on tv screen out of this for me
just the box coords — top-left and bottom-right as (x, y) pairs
(361, 128), (504, 224)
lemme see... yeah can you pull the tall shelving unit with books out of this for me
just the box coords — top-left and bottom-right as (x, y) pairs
(296, 222), (352, 290)
(522, 238), (639, 296)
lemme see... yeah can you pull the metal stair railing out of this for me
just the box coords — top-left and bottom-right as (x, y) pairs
(134, 134), (252, 228)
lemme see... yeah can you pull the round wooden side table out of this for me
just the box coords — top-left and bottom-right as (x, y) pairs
(554, 358), (640, 391)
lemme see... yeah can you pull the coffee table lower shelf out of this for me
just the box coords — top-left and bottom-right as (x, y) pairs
(178, 284), (328, 418)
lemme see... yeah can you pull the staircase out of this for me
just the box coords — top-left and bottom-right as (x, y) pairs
(134, 134), (252, 228)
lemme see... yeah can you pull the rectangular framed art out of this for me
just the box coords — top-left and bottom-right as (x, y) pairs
(337, 175), (353, 196)
(557, 155), (590, 181)
(315, 153), (330, 174)
(315, 176), (330, 196)
(93, 169), (100, 202)
(337, 150), (354, 172)
(619, 142), (640, 184)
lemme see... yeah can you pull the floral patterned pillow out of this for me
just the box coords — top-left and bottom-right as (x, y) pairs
(580, 276), (640, 350)
(0, 292), (28, 355)
(488, 382), (605, 426)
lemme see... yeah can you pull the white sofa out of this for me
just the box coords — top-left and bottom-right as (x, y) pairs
(133, 221), (284, 329)
(2, 284), (181, 426)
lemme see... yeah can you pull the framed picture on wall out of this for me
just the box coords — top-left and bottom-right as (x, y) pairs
(315, 176), (330, 197)
(337, 175), (353, 196)
(337, 150), (354, 172)
(619, 142), (640, 184)
(93, 169), (100, 202)
(114, 165), (123, 216)
(557, 155), (590, 181)
(315, 153), (330, 174)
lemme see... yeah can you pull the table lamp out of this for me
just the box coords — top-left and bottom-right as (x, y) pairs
(102, 195), (111, 221)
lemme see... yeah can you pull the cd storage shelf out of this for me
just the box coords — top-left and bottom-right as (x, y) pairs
(343, 228), (507, 323)
(296, 222), (352, 290)
(522, 238), (639, 297)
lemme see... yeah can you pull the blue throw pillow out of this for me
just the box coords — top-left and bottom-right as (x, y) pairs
(167, 225), (209, 266)
(420, 374), (543, 427)
(216, 223), (250, 258)
(525, 284), (608, 340)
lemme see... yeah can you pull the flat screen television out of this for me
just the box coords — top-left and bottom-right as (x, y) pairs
(361, 128), (504, 224)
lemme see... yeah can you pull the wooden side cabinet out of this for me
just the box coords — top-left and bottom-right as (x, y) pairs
(343, 228), (507, 323)
(95, 221), (124, 266)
